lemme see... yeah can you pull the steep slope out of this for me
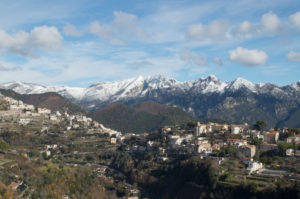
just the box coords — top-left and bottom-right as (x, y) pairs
(0, 89), (86, 114)
(89, 101), (197, 133)
(89, 103), (163, 133)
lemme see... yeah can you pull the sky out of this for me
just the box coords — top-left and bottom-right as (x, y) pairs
(0, 0), (300, 87)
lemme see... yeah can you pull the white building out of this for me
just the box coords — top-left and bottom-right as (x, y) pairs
(246, 161), (263, 174)
(286, 148), (294, 156)
(56, 111), (62, 117)
(50, 115), (58, 121)
(287, 135), (300, 143)
(231, 126), (241, 134)
(197, 143), (212, 154)
(194, 122), (207, 136)
(19, 118), (30, 125)
(38, 108), (51, 114)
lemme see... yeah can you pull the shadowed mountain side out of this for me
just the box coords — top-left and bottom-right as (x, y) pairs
(89, 101), (197, 133)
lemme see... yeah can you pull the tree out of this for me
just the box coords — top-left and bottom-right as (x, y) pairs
(278, 142), (295, 156)
(250, 138), (263, 146)
(0, 141), (10, 151)
(288, 128), (300, 135)
(253, 120), (267, 133)
(225, 146), (237, 157)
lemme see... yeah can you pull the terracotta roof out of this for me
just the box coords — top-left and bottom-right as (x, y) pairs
(267, 131), (278, 135)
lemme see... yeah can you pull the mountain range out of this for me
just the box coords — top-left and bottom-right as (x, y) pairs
(1, 75), (300, 128)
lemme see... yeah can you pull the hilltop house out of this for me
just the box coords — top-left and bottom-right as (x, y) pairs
(264, 131), (279, 144)
(227, 139), (248, 147)
(38, 108), (51, 114)
(246, 161), (263, 174)
(287, 135), (300, 143)
(231, 125), (241, 134)
(194, 122), (208, 136)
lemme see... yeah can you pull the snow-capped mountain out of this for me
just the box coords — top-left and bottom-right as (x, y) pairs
(0, 75), (297, 103)
(1, 75), (300, 127)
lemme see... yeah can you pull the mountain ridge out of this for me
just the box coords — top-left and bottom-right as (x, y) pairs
(1, 75), (300, 128)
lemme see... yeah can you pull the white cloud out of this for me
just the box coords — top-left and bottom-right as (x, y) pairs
(213, 57), (223, 66)
(0, 25), (62, 57)
(231, 12), (283, 39)
(289, 11), (300, 31)
(261, 12), (281, 33)
(286, 51), (300, 62)
(88, 21), (111, 38)
(63, 24), (82, 37)
(232, 21), (256, 37)
(0, 64), (22, 71)
(229, 46), (268, 66)
(30, 26), (62, 50)
(113, 11), (147, 39)
(88, 11), (148, 42)
(187, 20), (228, 41)
(110, 39), (127, 45)
(180, 50), (206, 66)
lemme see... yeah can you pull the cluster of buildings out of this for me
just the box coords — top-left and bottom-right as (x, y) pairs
(153, 122), (300, 174)
(0, 94), (121, 137)
(194, 122), (249, 136)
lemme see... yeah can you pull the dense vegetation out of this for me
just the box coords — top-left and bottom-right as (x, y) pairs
(89, 101), (197, 133)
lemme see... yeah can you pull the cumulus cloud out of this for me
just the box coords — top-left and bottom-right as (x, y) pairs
(30, 26), (62, 50)
(213, 57), (223, 66)
(88, 21), (111, 38)
(286, 51), (300, 62)
(0, 26), (62, 57)
(88, 11), (147, 42)
(289, 11), (300, 31)
(261, 12), (281, 33)
(63, 24), (82, 37)
(180, 50), (206, 66)
(232, 21), (256, 37)
(187, 20), (228, 41)
(0, 64), (22, 71)
(231, 12), (283, 38)
(229, 47), (268, 66)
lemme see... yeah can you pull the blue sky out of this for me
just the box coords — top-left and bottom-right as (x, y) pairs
(0, 0), (300, 87)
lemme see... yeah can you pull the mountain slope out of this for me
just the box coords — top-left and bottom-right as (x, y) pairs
(1, 75), (300, 127)
(89, 101), (196, 133)
(0, 89), (86, 114)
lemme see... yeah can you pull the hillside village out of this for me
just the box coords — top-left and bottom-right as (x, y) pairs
(0, 92), (300, 198)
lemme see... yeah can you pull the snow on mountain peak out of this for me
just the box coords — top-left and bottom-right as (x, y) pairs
(227, 77), (255, 91)
(192, 75), (227, 93)
(207, 74), (219, 81)
(290, 82), (300, 91)
(1, 75), (296, 107)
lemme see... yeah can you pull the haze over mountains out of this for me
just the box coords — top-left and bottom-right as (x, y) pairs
(1, 75), (300, 128)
